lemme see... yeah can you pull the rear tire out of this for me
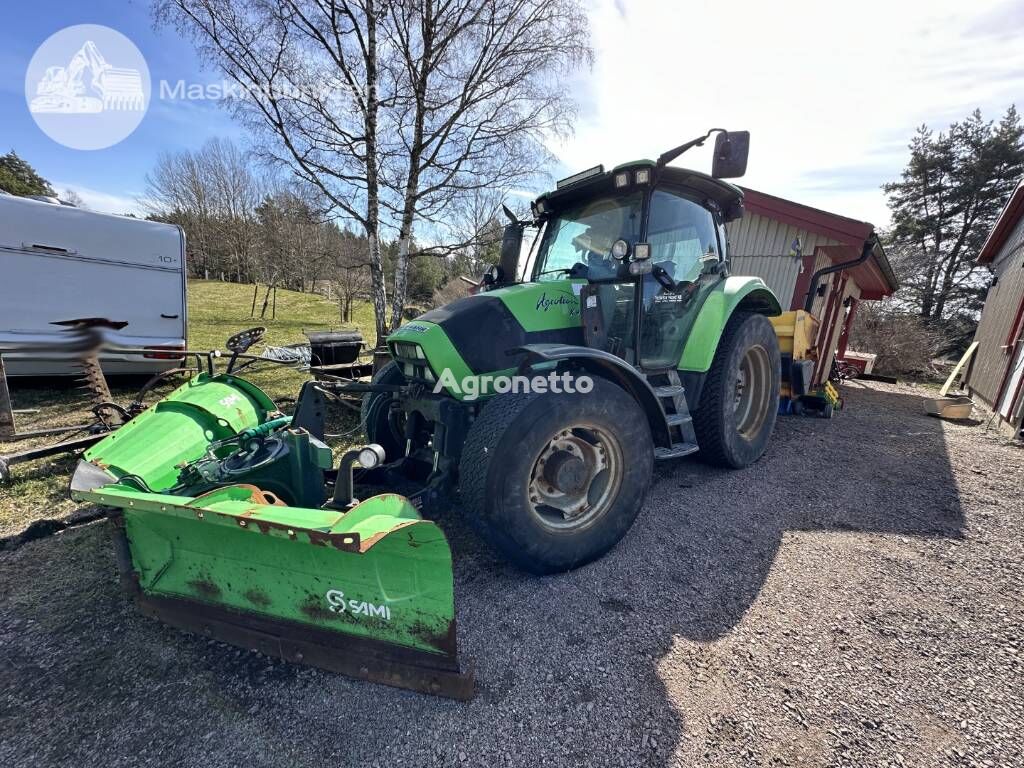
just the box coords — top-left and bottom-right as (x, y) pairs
(693, 311), (781, 468)
(459, 378), (653, 574)
(360, 361), (406, 460)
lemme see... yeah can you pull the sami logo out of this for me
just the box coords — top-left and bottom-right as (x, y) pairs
(402, 323), (430, 333)
(325, 589), (391, 620)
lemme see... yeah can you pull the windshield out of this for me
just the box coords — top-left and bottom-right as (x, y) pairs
(533, 193), (643, 281)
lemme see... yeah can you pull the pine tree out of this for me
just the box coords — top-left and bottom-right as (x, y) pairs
(0, 151), (55, 197)
(884, 106), (1024, 321)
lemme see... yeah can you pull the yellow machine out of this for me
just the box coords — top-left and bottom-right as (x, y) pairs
(770, 310), (841, 417)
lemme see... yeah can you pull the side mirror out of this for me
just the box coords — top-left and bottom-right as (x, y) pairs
(712, 131), (750, 179)
(497, 222), (523, 285)
(482, 264), (505, 289)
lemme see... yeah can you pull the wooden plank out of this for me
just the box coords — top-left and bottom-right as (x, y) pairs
(940, 341), (979, 396)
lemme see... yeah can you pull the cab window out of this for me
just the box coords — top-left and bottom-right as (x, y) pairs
(646, 190), (719, 284)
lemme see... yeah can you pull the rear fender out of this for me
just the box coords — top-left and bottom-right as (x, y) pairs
(678, 277), (781, 373)
(515, 344), (672, 448)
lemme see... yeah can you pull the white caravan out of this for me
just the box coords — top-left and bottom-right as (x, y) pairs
(0, 194), (187, 376)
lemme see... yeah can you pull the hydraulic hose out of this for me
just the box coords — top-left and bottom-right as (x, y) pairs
(235, 415), (291, 443)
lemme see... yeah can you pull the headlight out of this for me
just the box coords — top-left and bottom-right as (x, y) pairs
(358, 444), (386, 469)
(611, 239), (630, 260)
(394, 341), (424, 359)
(614, 171), (629, 188)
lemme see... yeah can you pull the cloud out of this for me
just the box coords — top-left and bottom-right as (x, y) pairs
(549, 0), (1024, 227)
(52, 181), (143, 216)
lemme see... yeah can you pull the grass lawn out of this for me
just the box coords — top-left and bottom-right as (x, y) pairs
(0, 280), (374, 538)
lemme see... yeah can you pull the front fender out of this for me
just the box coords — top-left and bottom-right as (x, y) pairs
(514, 344), (673, 448)
(678, 277), (781, 373)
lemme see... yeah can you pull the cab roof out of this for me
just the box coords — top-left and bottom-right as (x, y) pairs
(536, 162), (744, 217)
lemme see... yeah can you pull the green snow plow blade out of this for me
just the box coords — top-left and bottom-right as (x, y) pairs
(71, 374), (471, 699)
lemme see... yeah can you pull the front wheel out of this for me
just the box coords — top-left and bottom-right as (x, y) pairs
(459, 378), (654, 574)
(360, 361), (406, 460)
(693, 311), (781, 468)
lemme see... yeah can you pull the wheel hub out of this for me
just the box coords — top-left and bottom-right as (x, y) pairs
(734, 344), (772, 439)
(527, 426), (623, 531)
(543, 450), (588, 494)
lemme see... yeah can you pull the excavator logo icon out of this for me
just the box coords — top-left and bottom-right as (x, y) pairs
(25, 25), (151, 150)
(30, 39), (145, 115)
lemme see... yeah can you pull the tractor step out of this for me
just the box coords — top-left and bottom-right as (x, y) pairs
(652, 385), (685, 399)
(646, 371), (699, 461)
(655, 443), (699, 460)
(665, 413), (692, 427)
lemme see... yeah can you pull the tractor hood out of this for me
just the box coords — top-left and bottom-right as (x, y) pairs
(388, 281), (585, 383)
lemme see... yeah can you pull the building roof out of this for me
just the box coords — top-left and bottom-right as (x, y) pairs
(978, 178), (1024, 265)
(739, 186), (899, 300)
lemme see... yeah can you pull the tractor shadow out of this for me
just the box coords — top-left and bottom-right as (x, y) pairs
(429, 381), (965, 764)
(0, 383), (967, 768)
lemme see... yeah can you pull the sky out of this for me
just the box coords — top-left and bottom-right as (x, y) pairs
(3, 0), (1024, 226)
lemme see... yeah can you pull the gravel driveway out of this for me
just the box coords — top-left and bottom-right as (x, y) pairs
(1, 380), (1022, 767)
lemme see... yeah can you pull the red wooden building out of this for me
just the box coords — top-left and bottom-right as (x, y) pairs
(728, 188), (899, 386)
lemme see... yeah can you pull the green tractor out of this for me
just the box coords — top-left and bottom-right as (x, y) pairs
(365, 128), (781, 573)
(70, 129), (781, 699)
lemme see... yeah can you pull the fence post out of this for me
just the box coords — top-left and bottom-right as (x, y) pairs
(0, 356), (15, 439)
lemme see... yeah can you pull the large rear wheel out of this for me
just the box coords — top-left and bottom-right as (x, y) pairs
(693, 311), (781, 468)
(459, 378), (653, 574)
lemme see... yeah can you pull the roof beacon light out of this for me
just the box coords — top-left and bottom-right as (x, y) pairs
(556, 164), (605, 190)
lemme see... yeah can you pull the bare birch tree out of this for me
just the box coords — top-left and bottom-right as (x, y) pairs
(157, 0), (393, 344)
(157, 0), (590, 341)
(380, 0), (591, 330)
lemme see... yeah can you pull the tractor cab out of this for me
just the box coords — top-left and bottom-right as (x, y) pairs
(492, 130), (750, 371)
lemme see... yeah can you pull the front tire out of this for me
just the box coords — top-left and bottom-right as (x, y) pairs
(360, 361), (406, 460)
(693, 311), (781, 468)
(459, 378), (653, 574)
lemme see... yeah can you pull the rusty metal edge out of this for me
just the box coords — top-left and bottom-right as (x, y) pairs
(107, 515), (474, 700)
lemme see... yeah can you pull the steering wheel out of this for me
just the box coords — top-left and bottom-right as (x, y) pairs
(226, 326), (266, 353)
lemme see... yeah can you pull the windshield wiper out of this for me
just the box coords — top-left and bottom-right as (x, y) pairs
(535, 267), (572, 277)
